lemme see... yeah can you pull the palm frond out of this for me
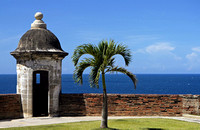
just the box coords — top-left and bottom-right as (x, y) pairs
(106, 66), (137, 89)
(72, 39), (137, 90)
(105, 57), (115, 71)
(98, 40), (132, 66)
(89, 66), (101, 88)
(73, 58), (94, 84)
(115, 44), (132, 66)
(72, 44), (97, 66)
(106, 40), (117, 58)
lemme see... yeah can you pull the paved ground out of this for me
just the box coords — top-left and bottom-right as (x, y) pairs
(1, 114), (200, 128)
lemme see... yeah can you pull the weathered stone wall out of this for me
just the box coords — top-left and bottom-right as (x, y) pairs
(16, 58), (62, 117)
(182, 95), (200, 115)
(0, 94), (23, 119)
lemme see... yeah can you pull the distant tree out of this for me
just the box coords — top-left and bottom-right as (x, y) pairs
(72, 39), (137, 128)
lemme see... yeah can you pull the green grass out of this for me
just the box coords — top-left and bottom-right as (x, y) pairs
(2, 118), (200, 130)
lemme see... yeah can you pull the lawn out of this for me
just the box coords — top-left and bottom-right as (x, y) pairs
(3, 118), (200, 130)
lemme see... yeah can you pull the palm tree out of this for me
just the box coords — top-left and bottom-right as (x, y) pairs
(72, 39), (137, 128)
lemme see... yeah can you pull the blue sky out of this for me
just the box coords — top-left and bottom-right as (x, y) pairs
(0, 0), (200, 74)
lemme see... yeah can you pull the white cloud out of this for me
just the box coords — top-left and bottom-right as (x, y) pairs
(186, 47), (200, 60)
(186, 52), (198, 60)
(133, 42), (184, 73)
(134, 42), (176, 54)
(145, 42), (175, 53)
(185, 47), (200, 71)
(192, 47), (200, 52)
(134, 42), (181, 60)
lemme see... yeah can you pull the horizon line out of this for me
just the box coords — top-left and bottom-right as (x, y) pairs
(0, 73), (200, 75)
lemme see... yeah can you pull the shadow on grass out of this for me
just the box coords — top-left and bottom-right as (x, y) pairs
(92, 128), (120, 130)
(142, 128), (166, 130)
(93, 128), (165, 130)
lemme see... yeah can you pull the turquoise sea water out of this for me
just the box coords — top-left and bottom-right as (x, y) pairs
(0, 74), (200, 94)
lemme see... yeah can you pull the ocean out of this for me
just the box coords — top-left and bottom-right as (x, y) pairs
(0, 74), (200, 94)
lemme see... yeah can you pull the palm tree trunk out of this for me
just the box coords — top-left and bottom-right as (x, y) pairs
(100, 73), (108, 128)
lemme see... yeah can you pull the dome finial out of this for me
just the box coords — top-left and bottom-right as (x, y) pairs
(34, 12), (43, 20)
(31, 12), (47, 29)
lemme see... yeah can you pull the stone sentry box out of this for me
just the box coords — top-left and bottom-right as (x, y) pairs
(10, 12), (68, 117)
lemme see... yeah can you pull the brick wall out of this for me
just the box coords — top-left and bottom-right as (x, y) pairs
(59, 94), (87, 116)
(86, 94), (182, 116)
(0, 94), (199, 120)
(60, 94), (184, 116)
(0, 94), (23, 120)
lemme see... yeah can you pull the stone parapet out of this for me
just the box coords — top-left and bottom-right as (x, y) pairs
(59, 94), (183, 116)
(1, 93), (200, 120)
